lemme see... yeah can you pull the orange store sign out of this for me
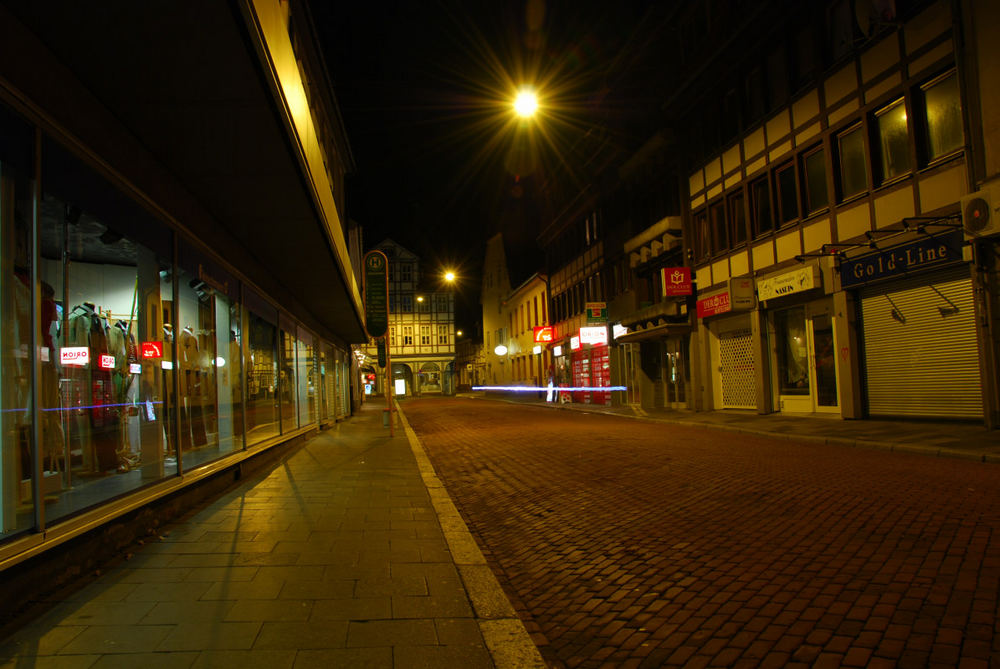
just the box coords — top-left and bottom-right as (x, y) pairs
(533, 326), (554, 343)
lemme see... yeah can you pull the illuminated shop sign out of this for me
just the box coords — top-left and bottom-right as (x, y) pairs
(585, 302), (607, 324)
(553, 345), (563, 356)
(129, 363), (142, 374)
(661, 267), (692, 296)
(100, 354), (116, 370)
(141, 341), (163, 359)
(533, 326), (555, 343)
(570, 336), (581, 350)
(757, 266), (819, 301)
(839, 230), (963, 288)
(697, 278), (753, 319)
(579, 326), (608, 346)
(612, 323), (628, 339)
(60, 347), (90, 366)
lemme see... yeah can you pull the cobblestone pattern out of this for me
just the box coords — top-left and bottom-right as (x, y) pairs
(402, 398), (1000, 669)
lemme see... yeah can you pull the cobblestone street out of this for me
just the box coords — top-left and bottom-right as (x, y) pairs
(401, 397), (1000, 668)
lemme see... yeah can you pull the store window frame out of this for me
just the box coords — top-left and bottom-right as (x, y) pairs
(709, 200), (727, 256)
(873, 96), (912, 186)
(773, 160), (800, 227)
(836, 122), (869, 202)
(801, 143), (829, 215)
(918, 69), (964, 167)
(750, 175), (774, 238)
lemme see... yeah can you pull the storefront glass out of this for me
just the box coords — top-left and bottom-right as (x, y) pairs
(296, 329), (316, 426)
(280, 327), (298, 430)
(775, 307), (810, 395)
(175, 245), (243, 469)
(1, 103), (36, 539)
(38, 138), (176, 522)
(246, 299), (278, 444)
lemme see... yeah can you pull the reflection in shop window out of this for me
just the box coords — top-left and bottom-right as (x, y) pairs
(280, 329), (298, 431)
(35, 138), (177, 526)
(246, 306), (278, 444)
(1, 109), (36, 538)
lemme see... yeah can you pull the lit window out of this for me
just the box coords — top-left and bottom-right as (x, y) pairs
(875, 98), (911, 182)
(921, 71), (963, 162)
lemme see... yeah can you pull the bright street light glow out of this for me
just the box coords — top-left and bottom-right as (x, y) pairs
(514, 90), (538, 118)
(444, 271), (456, 282)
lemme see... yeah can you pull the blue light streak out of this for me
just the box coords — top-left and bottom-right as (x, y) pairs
(472, 385), (627, 392)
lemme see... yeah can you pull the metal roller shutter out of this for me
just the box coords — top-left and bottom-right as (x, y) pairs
(720, 328), (756, 409)
(860, 266), (982, 419)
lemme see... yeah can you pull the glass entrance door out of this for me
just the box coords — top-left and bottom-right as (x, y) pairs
(773, 307), (839, 413)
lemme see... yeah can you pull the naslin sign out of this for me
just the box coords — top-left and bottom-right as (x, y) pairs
(839, 230), (963, 288)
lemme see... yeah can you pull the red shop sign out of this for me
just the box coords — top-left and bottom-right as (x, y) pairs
(661, 267), (692, 296)
(141, 341), (164, 359)
(697, 292), (732, 318)
(533, 326), (554, 343)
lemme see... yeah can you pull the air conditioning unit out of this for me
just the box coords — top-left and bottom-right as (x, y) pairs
(961, 187), (1000, 239)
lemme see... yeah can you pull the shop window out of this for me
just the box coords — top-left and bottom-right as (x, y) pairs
(247, 298), (279, 445)
(295, 330), (317, 427)
(920, 70), (963, 163)
(774, 307), (809, 396)
(728, 192), (748, 246)
(837, 123), (868, 199)
(750, 176), (774, 237)
(279, 328), (298, 431)
(874, 98), (911, 183)
(709, 201), (727, 255)
(693, 210), (709, 261)
(1, 104), (37, 539)
(774, 161), (799, 225)
(802, 145), (829, 213)
(176, 244), (244, 469)
(34, 137), (177, 525)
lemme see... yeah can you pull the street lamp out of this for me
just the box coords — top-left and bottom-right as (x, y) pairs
(444, 271), (456, 282)
(513, 89), (538, 118)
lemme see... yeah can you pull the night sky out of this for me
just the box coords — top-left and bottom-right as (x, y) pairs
(310, 0), (657, 333)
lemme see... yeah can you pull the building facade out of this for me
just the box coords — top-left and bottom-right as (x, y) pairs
(0, 0), (364, 592)
(364, 239), (456, 396)
(537, 0), (1000, 425)
(684, 0), (999, 423)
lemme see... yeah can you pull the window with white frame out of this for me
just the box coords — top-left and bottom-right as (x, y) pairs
(420, 325), (430, 345)
(403, 326), (413, 345)
(437, 324), (448, 344)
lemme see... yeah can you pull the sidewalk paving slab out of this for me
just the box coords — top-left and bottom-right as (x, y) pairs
(0, 402), (545, 669)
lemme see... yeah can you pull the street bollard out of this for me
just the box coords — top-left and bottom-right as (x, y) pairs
(382, 408), (391, 428)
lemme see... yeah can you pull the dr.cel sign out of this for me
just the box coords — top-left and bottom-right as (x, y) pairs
(839, 230), (963, 288)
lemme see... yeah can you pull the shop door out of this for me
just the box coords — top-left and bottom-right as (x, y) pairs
(774, 308), (840, 413)
(591, 346), (610, 405)
(860, 267), (981, 419)
(719, 328), (756, 409)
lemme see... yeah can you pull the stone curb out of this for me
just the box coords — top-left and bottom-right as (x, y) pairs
(395, 403), (547, 669)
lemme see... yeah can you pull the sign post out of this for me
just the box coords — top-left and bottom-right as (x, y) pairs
(364, 250), (392, 435)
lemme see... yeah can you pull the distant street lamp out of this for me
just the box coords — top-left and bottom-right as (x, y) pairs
(514, 89), (538, 118)
(444, 271), (456, 282)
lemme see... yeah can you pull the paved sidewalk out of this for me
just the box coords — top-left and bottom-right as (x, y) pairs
(467, 392), (1000, 462)
(0, 402), (543, 669)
